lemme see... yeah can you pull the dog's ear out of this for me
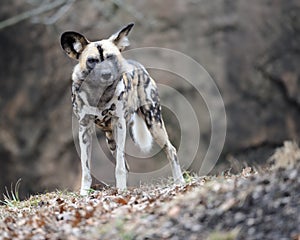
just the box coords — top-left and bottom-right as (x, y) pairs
(109, 23), (134, 51)
(60, 31), (89, 60)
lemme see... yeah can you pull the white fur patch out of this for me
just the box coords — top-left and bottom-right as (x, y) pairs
(131, 113), (152, 152)
(73, 42), (82, 52)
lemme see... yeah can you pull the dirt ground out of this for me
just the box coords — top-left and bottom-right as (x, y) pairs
(0, 142), (299, 240)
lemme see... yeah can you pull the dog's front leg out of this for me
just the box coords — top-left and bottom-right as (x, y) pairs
(114, 118), (127, 190)
(78, 120), (93, 195)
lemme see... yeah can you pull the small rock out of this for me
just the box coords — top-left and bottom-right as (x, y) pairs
(234, 212), (246, 223)
(246, 218), (256, 226)
(168, 205), (181, 218)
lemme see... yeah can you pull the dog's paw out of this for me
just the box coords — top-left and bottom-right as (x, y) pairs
(174, 175), (185, 185)
(80, 188), (90, 196)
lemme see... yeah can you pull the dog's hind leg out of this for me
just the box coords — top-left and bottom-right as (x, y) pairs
(152, 123), (185, 184)
(105, 130), (117, 157)
(139, 106), (185, 184)
(78, 120), (93, 195)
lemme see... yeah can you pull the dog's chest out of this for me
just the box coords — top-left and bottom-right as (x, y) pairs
(72, 76), (138, 130)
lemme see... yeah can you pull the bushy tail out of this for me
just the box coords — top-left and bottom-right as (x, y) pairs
(129, 113), (152, 152)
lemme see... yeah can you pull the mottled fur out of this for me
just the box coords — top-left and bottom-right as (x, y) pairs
(61, 23), (184, 195)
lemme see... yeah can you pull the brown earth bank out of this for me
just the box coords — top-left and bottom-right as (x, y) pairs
(0, 142), (299, 240)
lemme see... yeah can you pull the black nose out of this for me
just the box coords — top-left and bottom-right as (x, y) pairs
(101, 72), (111, 80)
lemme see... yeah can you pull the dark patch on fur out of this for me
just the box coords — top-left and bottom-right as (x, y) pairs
(102, 109), (109, 116)
(118, 91), (125, 101)
(145, 77), (150, 88)
(110, 103), (116, 110)
(97, 45), (105, 62)
(97, 80), (119, 108)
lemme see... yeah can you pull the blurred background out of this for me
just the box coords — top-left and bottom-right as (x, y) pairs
(0, 0), (299, 199)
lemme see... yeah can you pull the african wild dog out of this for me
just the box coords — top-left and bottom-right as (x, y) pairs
(60, 23), (185, 195)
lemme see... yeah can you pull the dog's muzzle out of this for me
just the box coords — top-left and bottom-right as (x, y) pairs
(79, 59), (120, 107)
(86, 60), (118, 87)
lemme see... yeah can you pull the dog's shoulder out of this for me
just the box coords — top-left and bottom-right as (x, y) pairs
(125, 60), (147, 74)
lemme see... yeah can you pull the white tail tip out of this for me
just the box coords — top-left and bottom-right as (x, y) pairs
(130, 113), (152, 152)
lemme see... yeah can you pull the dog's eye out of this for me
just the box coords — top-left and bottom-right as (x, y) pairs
(87, 58), (99, 64)
(86, 57), (99, 69)
(106, 54), (114, 59)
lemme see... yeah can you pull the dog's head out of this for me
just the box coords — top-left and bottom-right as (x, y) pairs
(60, 23), (134, 84)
